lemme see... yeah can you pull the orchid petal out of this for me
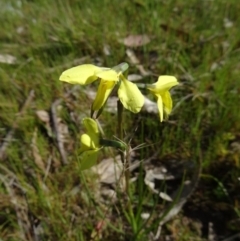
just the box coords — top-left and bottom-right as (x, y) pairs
(92, 80), (116, 111)
(59, 64), (102, 85)
(79, 133), (96, 152)
(83, 118), (99, 136)
(149, 76), (178, 92)
(118, 77), (144, 113)
(80, 149), (100, 170)
(148, 75), (178, 122)
(96, 70), (119, 81)
(82, 118), (99, 146)
(79, 118), (101, 170)
(156, 94), (164, 122)
(161, 91), (172, 116)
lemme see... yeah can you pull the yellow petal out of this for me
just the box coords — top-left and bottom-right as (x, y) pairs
(96, 69), (119, 81)
(118, 77), (144, 113)
(79, 133), (96, 151)
(79, 118), (101, 170)
(59, 64), (102, 85)
(92, 80), (116, 111)
(156, 94), (163, 122)
(82, 118), (99, 147)
(83, 118), (99, 136)
(149, 75), (178, 92)
(161, 91), (172, 116)
(80, 149), (100, 170)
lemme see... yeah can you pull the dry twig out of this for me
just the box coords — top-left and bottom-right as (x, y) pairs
(51, 99), (68, 165)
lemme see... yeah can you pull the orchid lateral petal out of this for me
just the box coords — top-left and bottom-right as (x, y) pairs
(161, 91), (172, 116)
(79, 118), (101, 170)
(156, 94), (164, 122)
(82, 118), (99, 146)
(79, 133), (96, 152)
(92, 80), (116, 111)
(118, 77), (144, 113)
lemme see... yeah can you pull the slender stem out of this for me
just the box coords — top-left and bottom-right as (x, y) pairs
(125, 146), (131, 195)
(117, 100), (123, 142)
(117, 100), (130, 194)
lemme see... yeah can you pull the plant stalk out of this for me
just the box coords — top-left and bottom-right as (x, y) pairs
(117, 100), (130, 194)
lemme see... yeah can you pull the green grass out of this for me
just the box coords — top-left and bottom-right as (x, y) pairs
(1, 0), (240, 240)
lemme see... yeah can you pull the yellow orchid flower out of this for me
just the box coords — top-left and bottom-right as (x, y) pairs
(79, 117), (102, 170)
(148, 76), (179, 122)
(79, 118), (127, 170)
(59, 63), (144, 114)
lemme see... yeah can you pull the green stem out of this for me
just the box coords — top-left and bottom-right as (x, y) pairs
(117, 100), (123, 142)
(117, 100), (130, 194)
(117, 100), (135, 233)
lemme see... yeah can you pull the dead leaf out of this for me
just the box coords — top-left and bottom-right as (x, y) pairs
(103, 44), (111, 56)
(91, 155), (124, 186)
(144, 168), (175, 195)
(144, 169), (156, 191)
(36, 110), (52, 137)
(0, 53), (17, 64)
(159, 192), (173, 202)
(126, 48), (140, 64)
(100, 188), (117, 202)
(36, 110), (50, 123)
(121, 34), (151, 47)
(141, 212), (150, 220)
